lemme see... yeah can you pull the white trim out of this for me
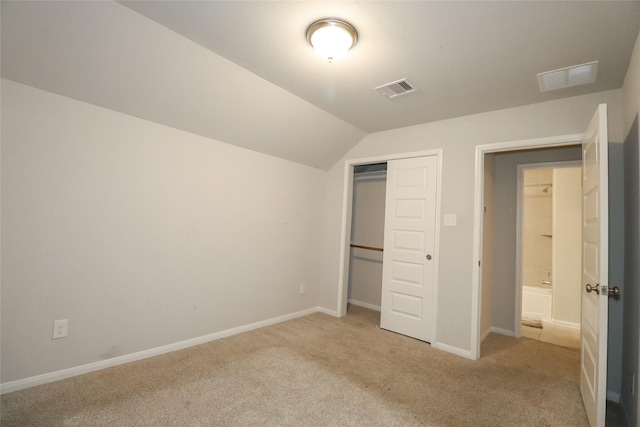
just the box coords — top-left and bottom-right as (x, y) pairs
(490, 326), (516, 337)
(434, 342), (474, 360)
(471, 144), (485, 359)
(471, 133), (584, 360)
(316, 306), (340, 317)
(476, 133), (585, 154)
(1, 306), (328, 395)
(550, 319), (581, 330)
(336, 149), (443, 334)
(348, 299), (381, 312)
(337, 163), (354, 317)
(515, 164), (524, 338)
(431, 152), (443, 345)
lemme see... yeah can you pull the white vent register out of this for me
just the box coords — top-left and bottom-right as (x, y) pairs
(375, 78), (417, 98)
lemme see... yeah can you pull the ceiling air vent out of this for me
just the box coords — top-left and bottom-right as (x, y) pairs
(375, 78), (417, 98)
(537, 61), (598, 92)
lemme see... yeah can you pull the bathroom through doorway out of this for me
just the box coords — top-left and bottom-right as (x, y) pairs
(518, 162), (582, 349)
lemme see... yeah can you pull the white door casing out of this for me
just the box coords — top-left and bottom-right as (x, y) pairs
(380, 156), (438, 342)
(580, 104), (608, 427)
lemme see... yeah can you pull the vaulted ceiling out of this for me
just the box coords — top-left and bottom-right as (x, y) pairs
(3, 1), (640, 169)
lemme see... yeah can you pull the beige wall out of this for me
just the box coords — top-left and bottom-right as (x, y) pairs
(0, 79), (326, 383)
(348, 176), (386, 309)
(320, 89), (623, 355)
(552, 167), (582, 325)
(522, 168), (553, 290)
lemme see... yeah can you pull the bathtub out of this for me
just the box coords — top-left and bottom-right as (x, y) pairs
(522, 285), (552, 322)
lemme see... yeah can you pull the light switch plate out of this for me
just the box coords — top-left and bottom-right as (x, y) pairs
(444, 214), (457, 227)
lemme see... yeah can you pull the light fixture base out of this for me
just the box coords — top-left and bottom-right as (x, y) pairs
(306, 18), (358, 62)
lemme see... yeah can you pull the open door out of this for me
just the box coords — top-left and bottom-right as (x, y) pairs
(580, 104), (609, 427)
(380, 156), (438, 342)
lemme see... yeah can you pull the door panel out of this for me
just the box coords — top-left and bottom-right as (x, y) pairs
(380, 156), (438, 342)
(580, 104), (608, 427)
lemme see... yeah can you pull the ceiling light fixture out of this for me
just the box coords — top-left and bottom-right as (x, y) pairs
(306, 19), (358, 63)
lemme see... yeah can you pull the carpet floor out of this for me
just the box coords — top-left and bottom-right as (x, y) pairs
(1, 305), (589, 426)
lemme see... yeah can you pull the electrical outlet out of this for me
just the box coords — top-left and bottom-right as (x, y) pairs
(53, 319), (68, 339)
(299, 283), (306, 294)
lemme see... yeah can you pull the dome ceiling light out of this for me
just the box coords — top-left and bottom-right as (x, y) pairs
(306, 19), (358, 63)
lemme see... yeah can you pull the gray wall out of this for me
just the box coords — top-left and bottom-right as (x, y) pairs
(348, 176), (386, 308)
(620, 28), (640, 425)
(622, 115), (639, 424)
(609, 142), (626, 402)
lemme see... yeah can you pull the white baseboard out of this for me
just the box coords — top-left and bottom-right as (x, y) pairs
(435, 342), (474, 360)
(549, 319), (580, 330)
(607, 390), (621, 403)
(347, 299), (381, 312)
(1, 306), (327, 395)
(490, 327), (515, 337)
(316, 306), (339, 317)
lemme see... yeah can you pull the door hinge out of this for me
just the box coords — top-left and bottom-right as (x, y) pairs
(478, 260), (481, 267)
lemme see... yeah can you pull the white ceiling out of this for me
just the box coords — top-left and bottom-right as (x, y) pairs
(121, 1), (640, 132)
(3, 1), (640, 169)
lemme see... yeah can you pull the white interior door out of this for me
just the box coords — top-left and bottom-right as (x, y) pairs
(380, 156), (438, 342)
(580, 104), (609, 427)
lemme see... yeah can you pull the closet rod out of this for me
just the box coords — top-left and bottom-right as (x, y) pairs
(350, 243), (383, 252)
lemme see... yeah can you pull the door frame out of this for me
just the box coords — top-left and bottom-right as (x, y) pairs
(337, 149), (443, 344)
(471, 133), (584, 359)
(514, 160), (582, 338)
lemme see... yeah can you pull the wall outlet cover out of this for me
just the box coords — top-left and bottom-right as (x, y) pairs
(53, 319), (69, 339)
(444, 214), (457, 227)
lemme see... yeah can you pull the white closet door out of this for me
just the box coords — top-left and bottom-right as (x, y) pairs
(380, 156), (438, 342)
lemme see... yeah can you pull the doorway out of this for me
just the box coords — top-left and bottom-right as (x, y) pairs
(474, 137), (584, 359)
(518, 163), (582, 349)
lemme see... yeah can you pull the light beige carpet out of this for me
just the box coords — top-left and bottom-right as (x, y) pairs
(1, 306), (588, 426)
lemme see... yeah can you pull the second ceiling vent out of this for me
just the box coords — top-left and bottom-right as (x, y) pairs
(375, 78), (417, 98)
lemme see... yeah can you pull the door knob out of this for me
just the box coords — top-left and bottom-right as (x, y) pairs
(426, 254), (432, 260)
(608, 286), (620, 297)
(585, 283), (600, 295)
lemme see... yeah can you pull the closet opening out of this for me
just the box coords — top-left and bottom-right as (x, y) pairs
(338, 150), (442, 346)
(347, 162), (387, 317)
